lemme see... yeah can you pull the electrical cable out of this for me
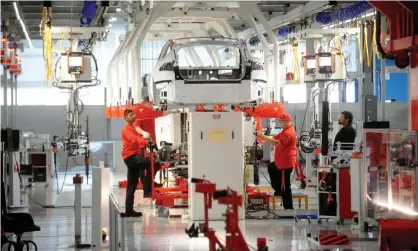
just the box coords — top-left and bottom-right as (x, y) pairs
(41, 6), (53, 83)
(57, 146), (73, 195)
(291, 41), (300, 83)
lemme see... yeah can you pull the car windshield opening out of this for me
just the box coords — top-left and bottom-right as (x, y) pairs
(176, 44), (244, 81)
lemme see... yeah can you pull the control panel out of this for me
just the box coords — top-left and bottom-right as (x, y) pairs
(304, 55), (317, 75)
(316, 53), (334, 74)
(67, 52), (84, 75)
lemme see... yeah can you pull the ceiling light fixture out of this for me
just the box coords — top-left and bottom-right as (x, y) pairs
(109, 17), (117, 22)
(116, 8), (121, 12)
(13, 1), (33, 49)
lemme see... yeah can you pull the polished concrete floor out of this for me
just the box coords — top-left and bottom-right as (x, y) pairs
(4, 168), (380, 251)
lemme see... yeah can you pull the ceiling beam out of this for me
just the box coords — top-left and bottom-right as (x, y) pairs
(237, 1), (332, 39)
(135, 10), (234, 22)
(150, 23), (212, 31)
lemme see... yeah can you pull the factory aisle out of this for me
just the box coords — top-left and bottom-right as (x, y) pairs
(23, 205), (379, 251)
(11, 168), (379, 251)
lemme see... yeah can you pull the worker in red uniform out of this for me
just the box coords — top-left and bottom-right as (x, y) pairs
(134, 96), (168, 195)
(257, 113), (296, 209)
(121, 109), (150, 217)
(134, 96), (163, 142)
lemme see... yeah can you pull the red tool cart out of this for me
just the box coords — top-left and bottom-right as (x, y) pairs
(317, 165), (353, 225)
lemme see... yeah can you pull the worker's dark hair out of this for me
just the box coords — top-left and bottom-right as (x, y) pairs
(341, 111), (353, 124)
(124, 109), (134, 117)
(143, 96), (150, 102)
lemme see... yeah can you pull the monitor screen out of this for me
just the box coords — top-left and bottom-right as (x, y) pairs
(269, 128), (282, 136)
(68, 56), (83, 67)
(319, 56), (331, 67)
(307, 59), (316, 69)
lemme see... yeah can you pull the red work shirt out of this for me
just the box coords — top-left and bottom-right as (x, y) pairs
(134, 111), (163, 142)
(121, 123), (149, 160)
(273, 126), (297, 169)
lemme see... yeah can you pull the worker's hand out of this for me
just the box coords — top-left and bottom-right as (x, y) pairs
(142, 131), (151, 139)
(256, 131), (264, 138)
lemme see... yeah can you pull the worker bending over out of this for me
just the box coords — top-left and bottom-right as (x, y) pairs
(334, 111), (356, 150)
(258, 113), (297, 210)
(121, 109), (150, 217)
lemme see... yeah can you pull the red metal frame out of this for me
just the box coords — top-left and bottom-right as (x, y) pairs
(363, 4), (418, 243)
(369, 1), (417, 67)
(149, 152), (188, 207)
(379, 219), (418, 251)
(369, 1), (418, 129)
(191, 179), (267, 251)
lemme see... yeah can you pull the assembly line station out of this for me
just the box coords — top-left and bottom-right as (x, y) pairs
(1, 1), (418, 250)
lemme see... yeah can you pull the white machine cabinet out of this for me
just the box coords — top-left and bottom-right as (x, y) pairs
(155, 113), (182, 147)
(188, 112), (245, 221)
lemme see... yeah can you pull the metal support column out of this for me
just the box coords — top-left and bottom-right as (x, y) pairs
(305, 39), (317, 129)
(360, 23), (375, 121)
(380, 58), (386, 120)
(303, 39), (317, 182)
(13, 75), (17, 127)
(133, 43), (142, 102)
(2, 68), (8, 127)
(9, 74), (13, 128)
(316, 82), (325, 126)
(263, 52), (270, 102)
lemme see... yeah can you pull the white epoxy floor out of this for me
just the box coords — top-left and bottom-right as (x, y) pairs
(4, 168), (379, 251)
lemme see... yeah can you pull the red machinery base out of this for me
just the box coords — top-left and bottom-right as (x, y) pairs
(379, 219), (418, 251)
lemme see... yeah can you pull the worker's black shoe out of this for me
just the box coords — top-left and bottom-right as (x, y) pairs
(125, 210), (143, 217)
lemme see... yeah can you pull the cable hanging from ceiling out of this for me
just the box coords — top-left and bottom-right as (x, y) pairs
(41, 2), (53, 82)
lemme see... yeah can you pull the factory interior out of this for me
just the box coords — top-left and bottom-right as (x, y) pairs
(1, 0), (418, 250)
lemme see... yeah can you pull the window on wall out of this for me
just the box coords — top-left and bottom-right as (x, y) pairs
(17, 87), (69, 105)
(284, 84), (307, 103)
(140, 41), (165, 77)
(15, 86), (105, 106)
(345, 81), (357, 103)
(79, 85), (105, 105)
(328, 83), (339, 103)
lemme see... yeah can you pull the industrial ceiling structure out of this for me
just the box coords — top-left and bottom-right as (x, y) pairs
(1, 1), (360, 49)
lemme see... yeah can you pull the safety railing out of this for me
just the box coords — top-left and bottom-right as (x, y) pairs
(109, 193), (126, 251)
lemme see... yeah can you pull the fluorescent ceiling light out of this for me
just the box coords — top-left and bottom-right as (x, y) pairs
(109, 17), (117, 22)
(116, 8), (121, 12)
(13, 1), (33, 49)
